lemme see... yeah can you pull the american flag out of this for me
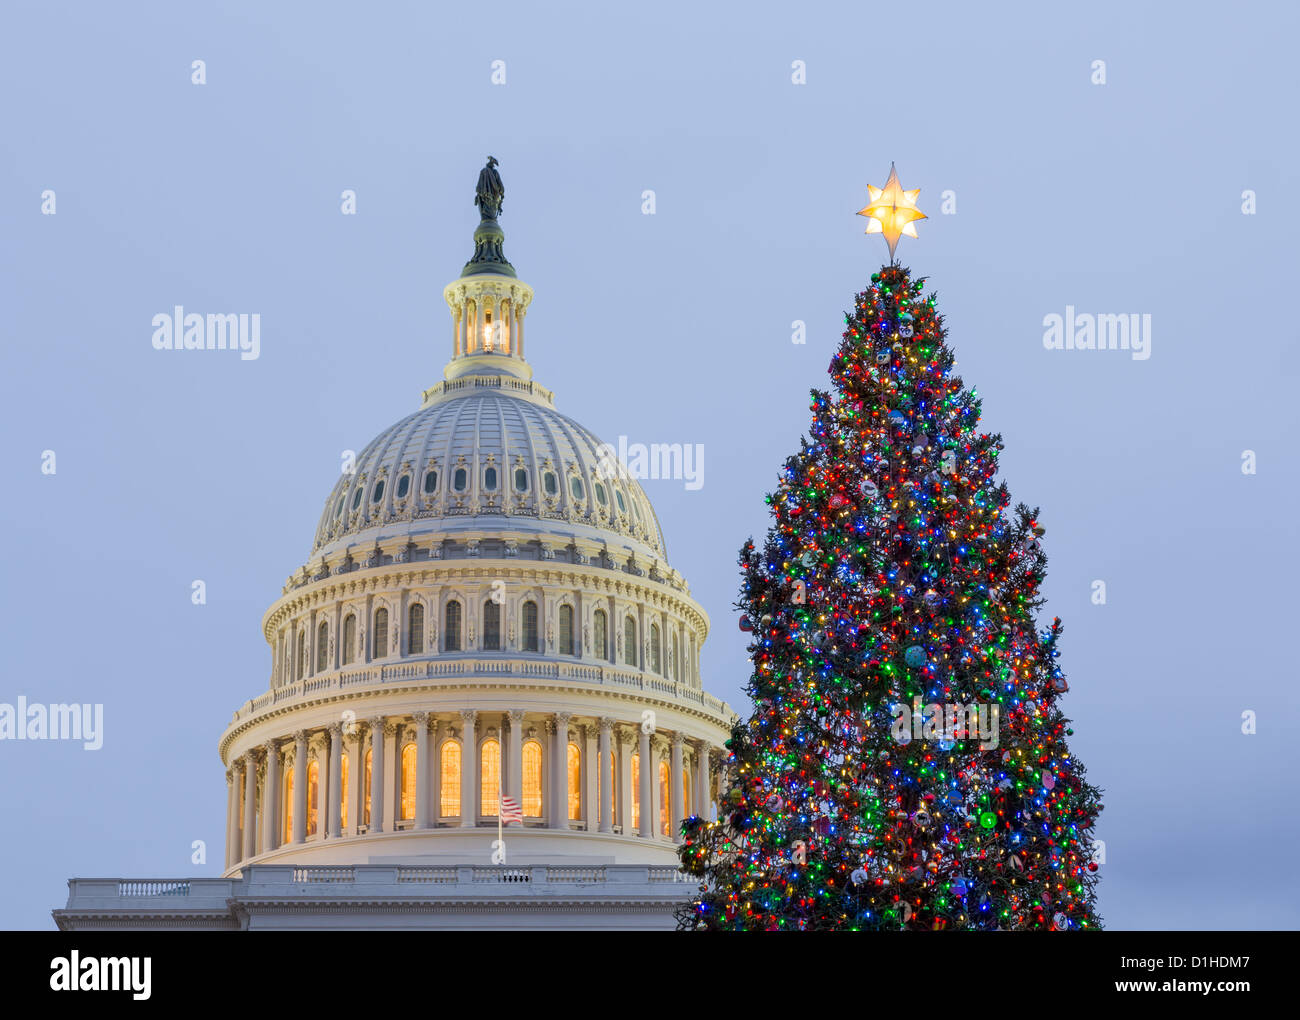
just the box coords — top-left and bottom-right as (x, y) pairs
(499, 795), (523, 825)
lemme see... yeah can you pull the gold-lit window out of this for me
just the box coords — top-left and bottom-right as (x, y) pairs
(340, 753), (349, 830)
(440, 741), (461, 816)
(363, 748), (372, 827)
(480, 739), (500, 816)
(631, 752), (640, 829)
(659, 760), (670, 836)
(567, 742), (581, 820)
(401, 742), (417, 820)
(283, 767), (294, 843)
(523, 740), (543, 816)
(307, 760), (319, 836)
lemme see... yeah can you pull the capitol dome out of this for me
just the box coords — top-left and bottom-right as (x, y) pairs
(207, 160), (734, 912)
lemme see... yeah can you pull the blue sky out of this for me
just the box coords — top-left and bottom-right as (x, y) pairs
(1, 0), (1297, 929)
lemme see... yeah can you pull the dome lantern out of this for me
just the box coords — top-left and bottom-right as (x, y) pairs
(442, 157), (534, 382)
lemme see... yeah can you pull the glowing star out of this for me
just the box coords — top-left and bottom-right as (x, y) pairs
(857, 163), (926, 260)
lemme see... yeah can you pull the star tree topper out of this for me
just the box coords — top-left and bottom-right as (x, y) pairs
(857, 163), (926, 260)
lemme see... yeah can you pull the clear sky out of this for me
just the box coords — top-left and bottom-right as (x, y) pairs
(2, 0), (1296, 930)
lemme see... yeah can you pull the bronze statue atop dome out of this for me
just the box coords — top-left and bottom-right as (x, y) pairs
(475, 156), (504, 220)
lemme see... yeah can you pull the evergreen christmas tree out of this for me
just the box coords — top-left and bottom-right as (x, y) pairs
(678, 171), (1103, 931)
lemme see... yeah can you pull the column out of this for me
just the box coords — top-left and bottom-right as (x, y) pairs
(670, 732), (684, 843)
(650, 739), (663, 839)
(368, 718), (386, 833)
(348, 731), (363, 834)
(452, 305), (461, 360)
(617, 728), (633, 833)
(508, 710), (524, 803)
(225, 768), (237, 867)
(693, 742), (709, 818)
(516, 305), (525, 360)
(241, 750), (258, 860)
(327, 724), (343, 838)
(598, 718), (613, 833)
(263, 740), (280, 853)
(292, 730), (308, 843)
(459, 710), (477, 827)
(582, 723), (597, 831)
(431, 720), (443, 823)
(638, 724), (652, 838)
(414, 712), (430, 829)
(553, 712), (571, 828)
(315, 743), (329, 840)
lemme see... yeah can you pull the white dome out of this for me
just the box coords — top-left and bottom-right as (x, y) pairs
(311, 377), (668, 566)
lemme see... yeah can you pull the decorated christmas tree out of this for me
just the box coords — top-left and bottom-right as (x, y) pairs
(678, 166), (1103, 931)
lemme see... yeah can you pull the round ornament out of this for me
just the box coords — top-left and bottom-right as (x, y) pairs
(764, 793), (782, 812)
(875, 349), (891, 365)
(850, 867), (868, 887)
(898, 323), (914, 338)
(1052, 912), (1069, 930)
(739, 616), (753, 632)
(859, 479), (879, 499)
(913, 808), (931, 829)
(979, 811), (997, 830)
(904, 645), (927, 667)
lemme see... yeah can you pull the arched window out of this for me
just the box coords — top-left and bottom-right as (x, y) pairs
(371, 479), (384, 504)
(423, 469), (438, 495)
(570, 476), (585, 501)
(650, 623), (661, 674)
(282, 766), (294, 844)
(400, 742), (417, 821)
(522, 740), (543, 816)
(296, 630), (307, 680)
(594, 482), (608, 507)
(373, 607), (388, 658)
(444, 600), (462, 651)
(306, 760), (319, 836)
(567, 742), (581, 821)
(395, 474), (410, 500)
(408, 603), (424, 654)
(683, 761), (691, 820)
(631, 752), (640, 829)
(351, 485), (364, 511)
(624, 616), (637, 667)
(615, 489), (627, 514)
(363, 748), (372, 827)
(342, 614), (356, 665)
(480, 739), (500, 816)
(483, 599), (501, 650)
(484, 467), (498, 491)
(594, 610), (608, 660)
(453, 468), (468, 492)
(316, 621), (329, 673)
(522, 601), (538, 652)
(514, 468), (528, 492)
(543, 471), (558, 496)
(559, 604), (574, 656)
(440, 741), (461, 816)
(340, 752), (349, 830)
(659, 760), (670, 836)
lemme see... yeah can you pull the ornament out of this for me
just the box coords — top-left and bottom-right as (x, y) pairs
(1052, 912), (1069, 930)
(979, 811), (997, 829)
(912, 808), (931, 829)
(1008, 853), (1024, 872)
(923, 589), (939, 606)
(764, 793), (782, 812)
(875, 349), (891, 365)
(1041, 772), (1055, 791)
(951, 878), (968, 897)
(901, 902), (913, 922)
(856, 162), (927, 260)
(904, 645), (927, 667)
(829, 493), (848, 510)
(850, 867), (868, 887)
(1052, 676), (1069, 693)
(1088, 862), (1099, 872)
(859, 479), (879, 499)
(898, 323), (914, 338)
(739, 616), (753, 632)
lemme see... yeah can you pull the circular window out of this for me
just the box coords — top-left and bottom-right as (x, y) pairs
(454, 468), (468, 492)
(514, 468), (528, 492)
(484, 467), (498, 491)
(396, 474), (410, 499)
(372, 479), (385, 503)
(423, 470), (438, 494)
(570, 476), (585, 500)
(543, 471), (558, 496)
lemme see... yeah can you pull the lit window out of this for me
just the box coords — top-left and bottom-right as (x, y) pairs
(522, 601), (538, 652)
(396, 474), (410, 499)
(307, 760), (319, 836)
(624, 616), (637, 667)
(514, 468), (528, 492)
(423, 470), (438, 495)
(363, 749), (372, 827)
(480, 739), (501, 816)
(342, 614), (356, 665)
(400, 742), (417, 820)
(352, 486), (364, 510)
(374, 608), (388, 658)
(445, 600), (462, 651)
(594, 610), (608, 660)
(483, 599), (501, 650)
(454, 468), (468, 492)
(340, 753), (349, 830)
(650, 623), (660, 674)
(659, 760), (670, 836)
(371, 479), (384, 503)
(568, 742), (581, 821)
(484, 467), (498, 491)
(543, 471), (558, 496)
(631, 753), (640, 829)
(559, 604), (574, 656)
(440, 741), (461, 816)
(570, 476), (585, 500)
(408, 603), (425, 654)
(523, 740), (543, 816)
(282, 767), (294, 843)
